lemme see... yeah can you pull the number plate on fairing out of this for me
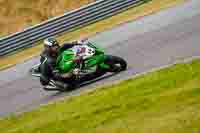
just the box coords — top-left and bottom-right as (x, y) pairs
(72, 45), (95, 59)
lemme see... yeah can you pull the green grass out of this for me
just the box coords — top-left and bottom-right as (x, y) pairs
(1, 59), (200, 133)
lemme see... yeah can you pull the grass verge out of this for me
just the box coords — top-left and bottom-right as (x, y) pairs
(0, 59), (200, 133)
(0, 0), (187, 71)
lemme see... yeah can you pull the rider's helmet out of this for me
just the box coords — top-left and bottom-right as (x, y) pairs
(43, 37), (60, 56)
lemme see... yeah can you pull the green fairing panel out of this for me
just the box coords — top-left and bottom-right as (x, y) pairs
(56, 42), (107, 73)
(84, 54), (105, 69)
(56, 50), (76, 73)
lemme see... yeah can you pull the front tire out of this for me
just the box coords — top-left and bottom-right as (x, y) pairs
(104, 55), (127, 72)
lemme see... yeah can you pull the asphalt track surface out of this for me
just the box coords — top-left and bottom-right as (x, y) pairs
(0, 0), (200, 117)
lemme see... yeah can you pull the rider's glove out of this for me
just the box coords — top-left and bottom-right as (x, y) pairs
(73, 68), (80, 75)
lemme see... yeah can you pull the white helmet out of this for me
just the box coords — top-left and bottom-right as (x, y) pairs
(44, 37), (59, 47)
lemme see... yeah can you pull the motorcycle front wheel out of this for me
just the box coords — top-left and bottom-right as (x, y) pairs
(104, 55), (127, 73)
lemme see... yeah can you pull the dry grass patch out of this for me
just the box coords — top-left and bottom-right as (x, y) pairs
(0, 0), (94, 36)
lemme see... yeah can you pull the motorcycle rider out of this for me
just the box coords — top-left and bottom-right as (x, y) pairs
(39, 37), (83, 90)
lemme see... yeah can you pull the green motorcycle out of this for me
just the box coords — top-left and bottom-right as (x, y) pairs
(30, 41), (127, 91)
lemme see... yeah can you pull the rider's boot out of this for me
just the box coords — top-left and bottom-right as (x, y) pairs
(43, 80), (69, 91)
(54, 81), (69, 91)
